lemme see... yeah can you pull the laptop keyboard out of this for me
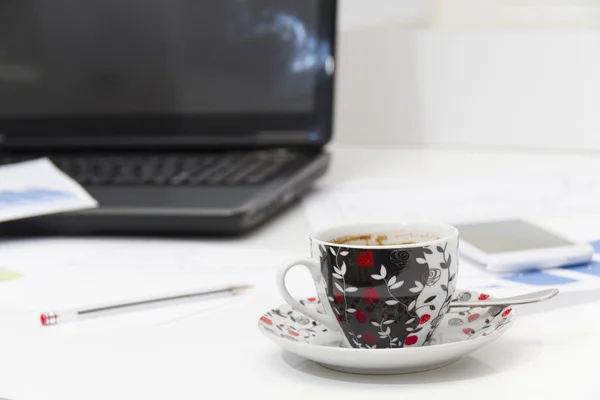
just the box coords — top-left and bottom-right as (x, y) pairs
(0, 149), (302, 186)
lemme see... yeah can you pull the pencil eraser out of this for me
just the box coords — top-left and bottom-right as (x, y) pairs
(40, 312), (58, 326)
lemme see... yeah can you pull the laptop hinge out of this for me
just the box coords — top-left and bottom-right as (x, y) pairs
(0, 131), (317, 150)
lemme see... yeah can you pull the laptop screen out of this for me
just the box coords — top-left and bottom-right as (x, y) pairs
(0, 0), (335, 146)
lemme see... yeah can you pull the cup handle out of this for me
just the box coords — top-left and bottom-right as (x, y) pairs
(276, 257), (338, 330)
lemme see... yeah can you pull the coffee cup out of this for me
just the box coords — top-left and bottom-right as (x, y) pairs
(276, 223), (459, 349)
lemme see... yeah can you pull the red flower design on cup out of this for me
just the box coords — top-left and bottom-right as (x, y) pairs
(355, 310), (368, 323)
(363, 333), (377, 343)
(334, 291), (343, 304)
(502, 308), (512, 317)
(260, 316), (272, 325)
(462, 328), (472, 335)
(418, 314), (431, 325)
(468, 313), (480, 322)
(336, 315), (343, 323)
(404, 335), (418, 346)
(364, 288), (379, 303)
(356, 251), (374, 267)
(307, 297), (317, 302)
(288, 330), (299, 337)
(478, 293), (490, 300)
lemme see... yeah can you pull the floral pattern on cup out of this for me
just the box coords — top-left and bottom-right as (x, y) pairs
(389, 250), (412, 265)
(423, 269), (442, 286)
(314, 239), (458, 349)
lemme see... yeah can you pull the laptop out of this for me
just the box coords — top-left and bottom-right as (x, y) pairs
(0, 0), (336, 235)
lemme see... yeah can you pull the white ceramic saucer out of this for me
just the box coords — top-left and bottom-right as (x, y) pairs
(258, 289), (515, 375)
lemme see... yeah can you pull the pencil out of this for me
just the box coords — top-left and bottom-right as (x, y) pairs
(40, 284), (252, 326)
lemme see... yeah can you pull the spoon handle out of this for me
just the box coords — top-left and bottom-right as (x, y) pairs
(449, 288), (559, 308)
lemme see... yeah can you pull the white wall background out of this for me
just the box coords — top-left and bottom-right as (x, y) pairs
(333, 0), (600, 150)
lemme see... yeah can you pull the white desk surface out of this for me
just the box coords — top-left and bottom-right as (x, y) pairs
(2, 145), (600, 400)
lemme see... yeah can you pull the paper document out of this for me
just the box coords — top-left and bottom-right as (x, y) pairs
(455, 253), (600, 296)
(0, 158), (97, 223)
(0, 267), (21, 282)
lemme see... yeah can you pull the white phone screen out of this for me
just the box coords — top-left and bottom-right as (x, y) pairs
(455, 220), (574, 254)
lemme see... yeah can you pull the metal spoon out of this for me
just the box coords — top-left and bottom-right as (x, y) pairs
(449, 288), (559, 308)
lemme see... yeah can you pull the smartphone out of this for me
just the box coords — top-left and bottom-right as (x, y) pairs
(455, 219), (593, 273)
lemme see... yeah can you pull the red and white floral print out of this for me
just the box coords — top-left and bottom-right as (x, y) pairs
(356, 251), (374, 267)
(259, 290), (515, 349)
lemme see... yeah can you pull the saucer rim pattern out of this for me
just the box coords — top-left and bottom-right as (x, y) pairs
(258, 289), (515, 352)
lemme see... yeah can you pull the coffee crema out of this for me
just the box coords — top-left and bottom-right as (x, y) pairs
(329, 233), (435, 246)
